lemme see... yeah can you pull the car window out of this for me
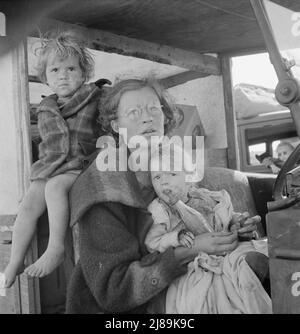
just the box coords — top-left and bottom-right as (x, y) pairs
(248, 142), (267, 165)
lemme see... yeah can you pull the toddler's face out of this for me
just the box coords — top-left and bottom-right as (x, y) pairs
(45, 53), (84, 101)
(277, 145), (293, 162)
(151, 170), (188, 203)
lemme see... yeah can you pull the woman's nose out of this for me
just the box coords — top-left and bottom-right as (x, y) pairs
(141, 107), (153, 122)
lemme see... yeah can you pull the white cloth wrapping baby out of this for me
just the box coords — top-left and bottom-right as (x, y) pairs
(166, 241), (272, 314)
(165, 187), (271, 314)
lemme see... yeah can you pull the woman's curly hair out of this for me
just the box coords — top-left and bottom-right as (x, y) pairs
(35, 29), (94, 83)
(97, 78), (178, 143)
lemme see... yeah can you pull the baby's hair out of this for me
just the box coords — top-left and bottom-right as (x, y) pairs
(35, 29), (95, 83)
(150, 142), (195, 176)
(276, 141), (294, 152)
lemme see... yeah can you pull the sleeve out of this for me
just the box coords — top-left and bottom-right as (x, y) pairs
(79, 202), (187, 313)
(145, 200), (181, 253)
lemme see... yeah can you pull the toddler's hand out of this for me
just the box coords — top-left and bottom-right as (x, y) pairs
(230, 212), (260, 240)
(229, 212), (249, 232)
(178, 230), (195, 248)
(238, 215), (260, 241)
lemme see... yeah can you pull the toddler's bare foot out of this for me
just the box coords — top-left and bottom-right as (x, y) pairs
(24, 245), (64, 278)
(4, 262), (24, 288)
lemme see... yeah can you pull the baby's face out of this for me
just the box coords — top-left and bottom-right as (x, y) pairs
(277, 145), (293, 162)
(45, 53), (84, 102)
(151, 170), (188, 202)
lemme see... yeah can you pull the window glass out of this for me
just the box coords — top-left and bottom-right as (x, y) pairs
(248, 142), (266, 165)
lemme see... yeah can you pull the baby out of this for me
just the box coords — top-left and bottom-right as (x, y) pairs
(3, 30), (108, 287)
(145, 144), (271, 314)
(145, 143), (260, 253)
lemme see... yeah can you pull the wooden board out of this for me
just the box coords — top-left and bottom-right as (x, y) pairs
(45, 0), (300, 55)
(2, 0), (300, 57)
(221, 56), (240, 170)
(267, 208), (300, 313)
(0, 215), (17, 314)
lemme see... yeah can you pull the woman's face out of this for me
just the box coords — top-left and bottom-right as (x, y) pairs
(111, 87), (165, 144)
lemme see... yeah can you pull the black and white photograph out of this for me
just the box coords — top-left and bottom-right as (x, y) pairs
(0, 0), (300, 316)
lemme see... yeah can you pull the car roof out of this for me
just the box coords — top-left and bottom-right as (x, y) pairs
(38, 0), (300, 55)
(2, 0), (300, 56)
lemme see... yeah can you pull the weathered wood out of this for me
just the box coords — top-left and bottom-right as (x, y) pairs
(33, 18), (220, 75)
(29, 71), (210, 89)
(0, 243), (17, 314)
(267, 208), (300, 313)
(160, 71), (210, 89)
(11, 39), (41, 314)
(28, 75), (41, 83)
(3, 1), (300, 57)
(221, 56), (240, 170)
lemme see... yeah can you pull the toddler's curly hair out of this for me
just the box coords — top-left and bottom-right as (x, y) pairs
(35, 29), (94, 83)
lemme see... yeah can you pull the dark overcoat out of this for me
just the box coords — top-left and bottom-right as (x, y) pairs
(66, 158), (187, 314)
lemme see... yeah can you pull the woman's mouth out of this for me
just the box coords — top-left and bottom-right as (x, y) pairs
(142, 128), (156, 135)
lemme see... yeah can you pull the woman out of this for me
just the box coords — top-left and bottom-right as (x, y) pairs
(65, 78), (261, 314)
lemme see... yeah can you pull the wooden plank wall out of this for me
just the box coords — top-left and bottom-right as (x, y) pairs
(12, 40), (41, 315)
(0, 216), (17, 314)
(34, 18), (221, 76)
(221, 56), (240, 170)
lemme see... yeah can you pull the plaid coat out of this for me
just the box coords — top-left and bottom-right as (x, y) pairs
(31, 83), (105, 180)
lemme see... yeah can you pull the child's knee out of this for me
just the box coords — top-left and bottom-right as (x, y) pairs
(19, 183), (46, 214)
(45, 176), (70, 199)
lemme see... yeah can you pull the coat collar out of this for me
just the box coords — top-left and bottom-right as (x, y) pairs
(69, 157), (155, 226)
(37, 83), (100, 119)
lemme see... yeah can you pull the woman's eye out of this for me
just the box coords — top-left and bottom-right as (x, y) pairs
(128, 109), (140, 117)
(51, 68), (58, 72)
(149, 106), (161, 113)
(68, 66), (75, 71)
(154, 175), (160, 180)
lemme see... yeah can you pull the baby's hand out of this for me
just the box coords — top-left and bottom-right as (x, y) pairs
(178, 230), (195, 248)
(229, 212), (248, 232)
(230, 212), (260, 240)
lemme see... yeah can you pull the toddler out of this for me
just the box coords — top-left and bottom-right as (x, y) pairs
(145, 144), (271, 314)
(3, 30), (108, 287)
(145, 144), (258, 253)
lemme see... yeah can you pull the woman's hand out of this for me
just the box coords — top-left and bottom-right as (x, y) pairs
(192, 231), (238, 255)
(229, 212), (260, 241)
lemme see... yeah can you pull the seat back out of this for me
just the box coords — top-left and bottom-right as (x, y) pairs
(197, 167), (264, 235)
